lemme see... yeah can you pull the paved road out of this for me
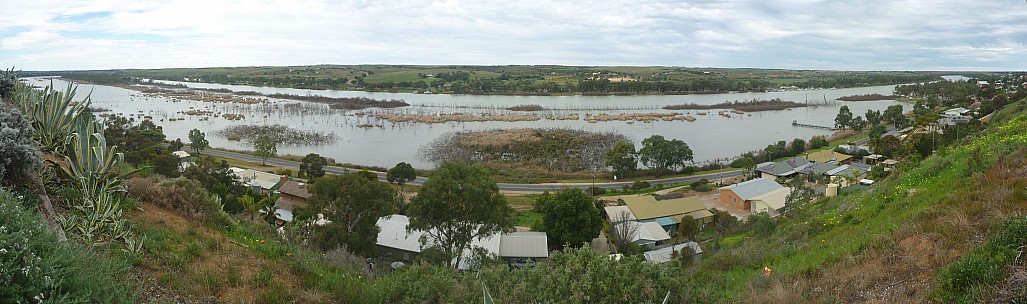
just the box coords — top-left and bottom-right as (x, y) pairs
(194, 148), (743, 193)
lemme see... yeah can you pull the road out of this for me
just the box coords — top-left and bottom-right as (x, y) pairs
(195, 148), (743, 193)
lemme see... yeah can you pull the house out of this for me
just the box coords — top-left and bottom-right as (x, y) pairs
(374, 215), (548, 269)
(171, 150), (192, 172)
(799, 162), (841, 176)
(612, 221), (671, 248)
(618, 195), (714, 231)
(274, 180), (311, 224)
(719, 178), (785, 211)
(755, 157), (811, 178)
(943, 107), (971, 118)
(748, 187), (793, 216)
(603, 205), (637, 223)
(825, 164), (871, 187)
(837, 144), (873, 155)
(276, 180), (311, 211)
(643, 241), (702, 265)
(230, 167), (288, 195)
(803, 150), (852, 165)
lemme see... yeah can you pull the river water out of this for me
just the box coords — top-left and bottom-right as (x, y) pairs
(23, 77), (902, 169)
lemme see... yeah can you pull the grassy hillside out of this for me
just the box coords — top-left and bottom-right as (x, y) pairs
(685, 99), (1027, 302)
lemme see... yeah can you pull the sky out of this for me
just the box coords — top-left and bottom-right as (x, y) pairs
(1, 0), (1026, 71)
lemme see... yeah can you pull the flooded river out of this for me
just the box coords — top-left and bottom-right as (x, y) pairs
(23, 77), (903, 169)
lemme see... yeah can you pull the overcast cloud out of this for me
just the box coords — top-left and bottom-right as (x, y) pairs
(1, 0), (1025, 71)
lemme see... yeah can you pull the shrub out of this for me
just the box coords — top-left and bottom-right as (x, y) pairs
(585, 186), (606, 196)
(0, 188), (136, 303)
(631, 180), (651, 190)
(681, 166), (697, 174)
(935, 216), (1027, 302)
(0, 107), (40, 183)
(127, 177), (230, 225)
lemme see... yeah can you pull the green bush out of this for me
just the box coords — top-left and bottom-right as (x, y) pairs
(0, 188), (135, 303)
(585, 186), (606, 196)
(631, 180), (651, 190)
(0, 107), (40, 183)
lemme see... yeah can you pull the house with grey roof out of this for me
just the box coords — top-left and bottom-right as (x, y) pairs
(612, 221), (671, 249)
(755, 157), (810, 178)
(375, 215), (549, 269)
(825, 164), (871, 187)
(719, 178), (785, 211)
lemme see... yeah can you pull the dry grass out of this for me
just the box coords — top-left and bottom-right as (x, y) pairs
(456, 129), (542, 146)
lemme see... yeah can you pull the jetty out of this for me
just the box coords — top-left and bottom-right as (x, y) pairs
(792, 120), (838, 131)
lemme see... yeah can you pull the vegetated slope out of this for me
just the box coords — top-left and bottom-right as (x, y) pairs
(683, 99), (1027, 303)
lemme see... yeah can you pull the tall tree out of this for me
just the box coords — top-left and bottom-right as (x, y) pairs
(638, 135), (693, 174)
(868, 124), (888, 153)
(865, 109), (882, 126)
(790, 138), (806, 156)
(253, 135), (276, 165)
(188, 128), (208, 155)
(299, 153), (327, 180)
(386, 162), (417, 212)
(835, 105), (853, 130)
(605, 141), (637, 178)
(850, 116), (868, 132)
(883, 104), (904, 125)
(534, 189), (602, 248)
(304, 172), (395, 256)
(406, 162), (514, 268)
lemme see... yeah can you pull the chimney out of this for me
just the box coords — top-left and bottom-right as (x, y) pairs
(280, 175), (289, 187)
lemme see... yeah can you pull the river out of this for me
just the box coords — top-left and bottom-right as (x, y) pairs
(23, 77), (903, 169)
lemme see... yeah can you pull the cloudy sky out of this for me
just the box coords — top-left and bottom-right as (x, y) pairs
(2, 0), (1025, 71)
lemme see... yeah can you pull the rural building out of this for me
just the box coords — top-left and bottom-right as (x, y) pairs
(755, 157), (810, 178)
(803, 150), (853, 164)
(230, 167), (289, 195)
(273, 180), (311, 224)
(374, 215), (548, 269)
(643, 241), (702, 265)
(799, 162), (841, 176)
(614, 195), (714, 232)
(943, 107), (971, 118)
(748, 187), (793, 216)
(276, 180), (311, 211)
(719, 178), (785, 211)
(612, 220), (671, 248)
(825, 164), (871, 187)
(171, 150), (192, 172)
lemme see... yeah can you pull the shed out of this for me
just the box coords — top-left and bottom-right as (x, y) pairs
(719, 178), (785, 211)
(643, 241), (703, 264)
(499, 232), (549, 260)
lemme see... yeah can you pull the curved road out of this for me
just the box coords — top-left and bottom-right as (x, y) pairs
(194, 148), (743, 193)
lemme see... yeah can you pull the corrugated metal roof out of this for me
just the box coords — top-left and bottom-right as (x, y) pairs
(640, 216), (677, 227)
(376, 215), (424, 253)
(604, 205), (636, 222)
(721, 178), (784, 200)
(622, 195), (707, 220)
(499, 232), (549, 258)
(615, 221), (671, 243)
(643, 242), (702, 264)
(749, 187), (792, 214)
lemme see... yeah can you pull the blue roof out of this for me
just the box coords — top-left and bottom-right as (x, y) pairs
(641, 216), (677, 227)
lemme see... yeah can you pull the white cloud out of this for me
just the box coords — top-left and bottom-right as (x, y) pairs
(1, 0), (1025, 70)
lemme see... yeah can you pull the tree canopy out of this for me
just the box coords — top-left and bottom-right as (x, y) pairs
(638, 135), (693, 174)
(835, 105), (853, 130)
(299, 153), (327, 180)
(303, 172), (395, 256)
(605, 141), (637, 178)
(406, 162), (514, 268)
(253, 135), (277, 165)
(534, 189), (602, 248)
(188, 128), (208, 155)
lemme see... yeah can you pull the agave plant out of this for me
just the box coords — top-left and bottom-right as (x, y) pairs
(58, 191), (131, 246)
(61, 119), (140, 200)
(13, 81), (91, 153)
